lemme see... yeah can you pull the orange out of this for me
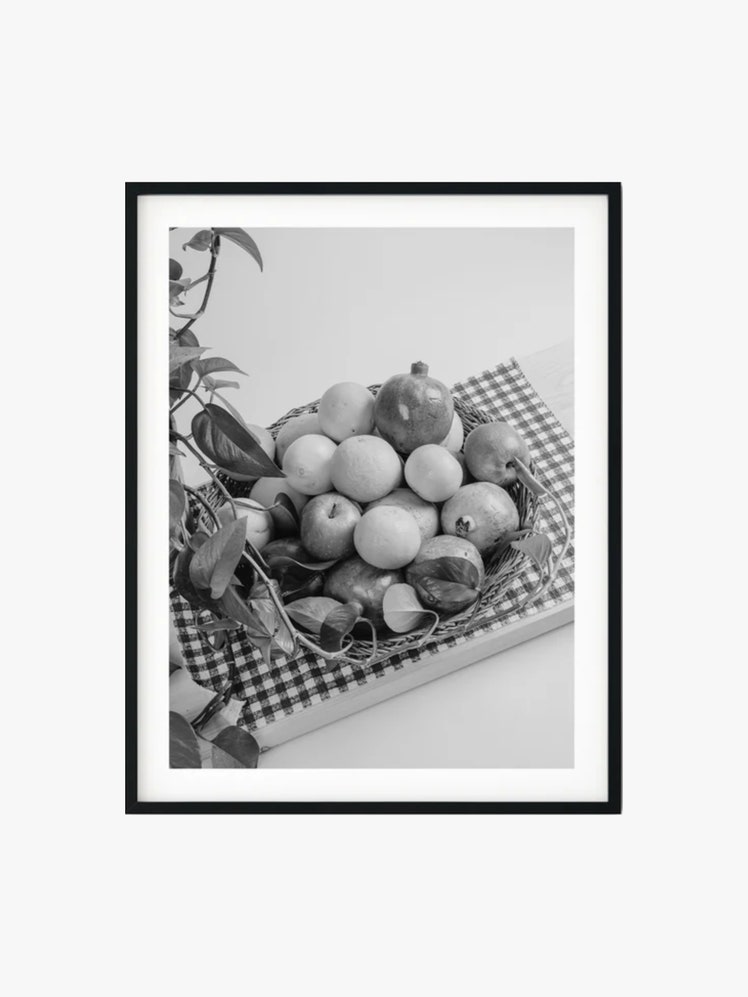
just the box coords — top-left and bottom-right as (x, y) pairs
(281, 434), (337, 495)
(330, 435), (403, 503)
(353, 506), (421, 569)
(318, 381), (376, 442)
(404, 444), (463, 503)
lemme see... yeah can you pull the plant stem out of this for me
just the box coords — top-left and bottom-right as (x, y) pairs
(170, 381), (207, 417)
(177, 234), (221, 338)
(183, 484), (221, 531)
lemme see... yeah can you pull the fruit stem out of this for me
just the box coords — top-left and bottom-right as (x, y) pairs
(410, 361), (429, 376)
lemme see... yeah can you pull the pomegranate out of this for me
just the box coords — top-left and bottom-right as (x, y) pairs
(373, 361), (454, 455)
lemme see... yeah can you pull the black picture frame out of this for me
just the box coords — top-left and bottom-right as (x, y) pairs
(126, 182), (622, 814)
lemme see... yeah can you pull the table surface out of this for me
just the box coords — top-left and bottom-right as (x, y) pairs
(260, 339), (574, 768)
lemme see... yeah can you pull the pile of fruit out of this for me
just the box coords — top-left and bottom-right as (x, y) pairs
(198, 361), (544, 658)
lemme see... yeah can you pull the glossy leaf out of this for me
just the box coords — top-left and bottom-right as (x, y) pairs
(191, 406), (284, 480)
(182, 229), (213, 252)
(211, 726), (260, 768)
(189, 518), (247, 599)
(510, 534), (552, 571)
(169, 479), (185, 534)
(269, 492), (300, 534)
(214, 227), (263, 271)
(319, 603), (360, 653)
(407, 556), (481, 590)
(169, 344), (207, 373)
(169, 258), (183, 281)
(172, 538), (223, 614)
(382, 584), (437, 634)
(286, 596), (344, 635)
(169, 712), (202, 768)
(192, 357), (247, 379)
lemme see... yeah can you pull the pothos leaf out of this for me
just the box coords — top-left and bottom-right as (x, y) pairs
(510, 534), (552, 571)
(169, 712), (202, 768)
(211, 726), (259, 768)
(214, 227), (263, 271)
(192, 357), (247, 379)
(191, 405), (284, 480)
(407, 556), (481, 589)
(169, 479), (186, 534)
(286, 597), (344, 635)
(182, 229), (213, 252)
(319, 603), (361, 653)
(269, 492), (300, 534)
(188, 518), (247, 599)
(169, 344), (207, 373)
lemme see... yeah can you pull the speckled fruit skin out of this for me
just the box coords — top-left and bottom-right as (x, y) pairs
(440, 482), (519, 553)
(373, 361), (454, 455)
(323, 556), (404, 628)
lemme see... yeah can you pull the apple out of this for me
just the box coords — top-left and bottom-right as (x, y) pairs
(300, 492), (362, 560)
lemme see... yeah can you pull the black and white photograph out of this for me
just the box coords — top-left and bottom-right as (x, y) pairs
(128, 184), (619, 810)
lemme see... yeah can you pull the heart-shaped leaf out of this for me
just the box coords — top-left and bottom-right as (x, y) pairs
(170, 344), (207, 373)
(413, 576), (480, 614)
(189, 518), (247, 599)
(268, 492), (300, 534)
(169, 712), (202, 768)
(407, 556), (481, 590)
(192, 357), (247, 379)
(319, 603), (361, 653)
(510, 534), (552, 571)
(382, 584), (438, 634)
(191, 405), (284, 480)
(169, 479), (185, 534)
(286, 596), (344, 635)
(182, 229), (213, 252)
(514, 458), (547, 496)
(210, 726), (259, 768)
(172, 540), (223, 614)
(214, 227), (263, 271)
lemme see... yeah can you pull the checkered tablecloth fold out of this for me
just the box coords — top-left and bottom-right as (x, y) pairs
(171, 358), (575, 732)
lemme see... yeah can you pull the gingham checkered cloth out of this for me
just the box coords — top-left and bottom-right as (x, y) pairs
(171, 358), (575, 733)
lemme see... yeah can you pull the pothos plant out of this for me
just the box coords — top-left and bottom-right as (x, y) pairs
(168, 227), (374, 767)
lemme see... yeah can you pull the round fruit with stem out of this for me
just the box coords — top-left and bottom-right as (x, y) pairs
(463, 422), (530, 487)
(318, 382), (376, 442)
(373, 361), (454, 454)
(300, 492), (362, 560)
